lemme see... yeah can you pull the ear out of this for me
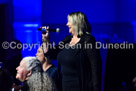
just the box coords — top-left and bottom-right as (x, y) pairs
(27, 70), (32, 77)
(25, 70), (32, 80)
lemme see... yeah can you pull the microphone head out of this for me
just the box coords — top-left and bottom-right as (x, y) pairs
(56, 28), (60, 33)
(37, 27), (60, 33)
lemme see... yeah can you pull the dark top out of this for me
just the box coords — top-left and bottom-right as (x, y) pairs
(45, 33), (102, 91)
(46, 65), (62, 91)
(20, 80), (29, 91)
(57, 42), (81, 88)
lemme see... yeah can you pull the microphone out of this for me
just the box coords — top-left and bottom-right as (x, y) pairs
(37, 28), (60, 33)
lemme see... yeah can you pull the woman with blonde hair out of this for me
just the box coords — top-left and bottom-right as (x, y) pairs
(42, 12), (101, 91)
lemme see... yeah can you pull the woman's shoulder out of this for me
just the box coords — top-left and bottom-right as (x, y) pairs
(84, 33), (94, 38)
(46, 65), (58, 76)
(50, 65), (58, 70)
(47, 65), (58, 73)
(82, 33), (96, 42)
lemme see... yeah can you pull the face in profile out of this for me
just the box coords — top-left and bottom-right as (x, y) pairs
(16, 60), (28, 82)
(36, 47), (45, 63)
(66, 19), (75, 34)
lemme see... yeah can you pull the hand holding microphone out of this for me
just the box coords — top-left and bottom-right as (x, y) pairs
(38, 26), (60, 41)
(40, 26), (50, 43)
(39, 26), (50, 54)
(38, 26), (60, 53)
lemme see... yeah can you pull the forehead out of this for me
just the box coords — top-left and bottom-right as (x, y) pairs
(68, 16), (75, 25)
(38, 47), (42, 50)
(68, 16), (72, 21)
(38, 47), (43, 51)
(20, 60), (26, 66)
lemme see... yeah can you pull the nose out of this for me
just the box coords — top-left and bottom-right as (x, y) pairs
(66, 22), (69, 26)
(36, 53), (38, 56)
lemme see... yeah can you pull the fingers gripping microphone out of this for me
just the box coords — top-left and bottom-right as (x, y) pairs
(37, 28), (60, 33)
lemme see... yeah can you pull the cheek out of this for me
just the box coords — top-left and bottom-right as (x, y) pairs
(37, 54), (41, 59)
(19, 69), (24, 77)
(71, 26), (75, 31)
(16, 69), (25, 79)
(20, 70), (27, 81)
(38, 54), (44, 61)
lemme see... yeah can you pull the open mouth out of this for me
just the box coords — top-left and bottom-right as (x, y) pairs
(17, 71), (19, 74)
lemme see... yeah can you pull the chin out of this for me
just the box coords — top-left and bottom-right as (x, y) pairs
(16, 77), (23, 82)
(16, 75), (19, 79)
(69, 30), (72, 33)
(16, 74), (21, 80)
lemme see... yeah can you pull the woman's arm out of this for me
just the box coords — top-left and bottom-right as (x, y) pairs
(84, 35), (102, 91)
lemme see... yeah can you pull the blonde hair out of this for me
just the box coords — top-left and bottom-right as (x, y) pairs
(68, 12), (91, 37)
